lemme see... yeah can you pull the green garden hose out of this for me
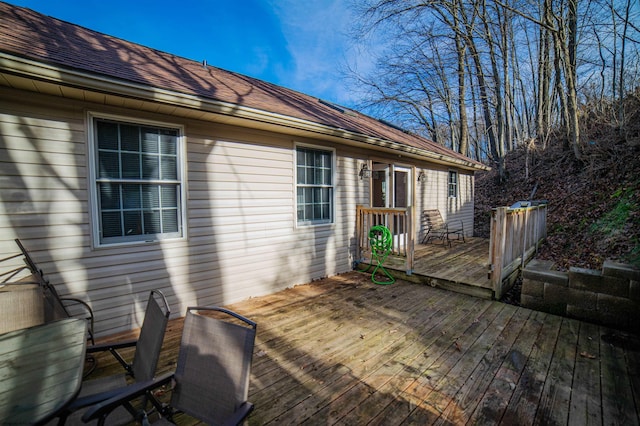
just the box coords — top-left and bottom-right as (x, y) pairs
(368, 225), (395, 285)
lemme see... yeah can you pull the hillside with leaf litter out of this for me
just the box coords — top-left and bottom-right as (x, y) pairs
(474, 92), (640, 272)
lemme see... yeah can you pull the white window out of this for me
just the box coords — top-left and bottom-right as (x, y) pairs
(448, 170), (458, 198)
(296, 145), (334, 225)
(89, 114), (185, 246)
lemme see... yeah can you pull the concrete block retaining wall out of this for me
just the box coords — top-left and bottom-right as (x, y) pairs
(521, 260), (640, 332)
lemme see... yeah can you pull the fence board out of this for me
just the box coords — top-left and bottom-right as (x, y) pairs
(489, 204), (548, 299)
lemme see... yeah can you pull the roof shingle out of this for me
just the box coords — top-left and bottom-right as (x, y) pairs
(0, 1), (484, 168)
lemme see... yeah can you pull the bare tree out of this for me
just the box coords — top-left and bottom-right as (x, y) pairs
(346, 0), (640, 169)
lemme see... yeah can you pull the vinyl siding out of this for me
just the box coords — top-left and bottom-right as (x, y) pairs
(1, 86), (475, 337)
(415, 166), (475, 240)
(0, 87), (369, 336)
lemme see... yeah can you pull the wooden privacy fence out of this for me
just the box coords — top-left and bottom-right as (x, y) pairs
(489, 204), (548, 299)
(356, 205), (414, 273)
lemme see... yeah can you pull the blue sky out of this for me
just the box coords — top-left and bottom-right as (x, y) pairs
(6, 0), (363, 107)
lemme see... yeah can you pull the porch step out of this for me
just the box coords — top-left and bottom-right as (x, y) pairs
(356, 261), (494, 300)
(357, 237), (494, 300)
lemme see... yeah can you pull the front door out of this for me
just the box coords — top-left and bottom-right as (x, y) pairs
(372, 162), (411, 209)
(371, 163), (411, 240)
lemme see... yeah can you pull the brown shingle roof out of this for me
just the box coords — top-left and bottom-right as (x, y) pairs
(0, 1), (484, 168)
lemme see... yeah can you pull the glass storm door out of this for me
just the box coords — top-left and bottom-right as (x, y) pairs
(372, 163), (388, 208)
(394, 169), (409, 208)
(371, 163), (411, 208)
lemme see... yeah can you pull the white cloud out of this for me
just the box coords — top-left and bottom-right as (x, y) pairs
(266, 0), (364, 106)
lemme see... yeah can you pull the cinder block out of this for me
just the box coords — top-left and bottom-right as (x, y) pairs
(569, 267), (602, 292)
(520, 294), (547, 313)
(600, 275), (630, 298)
(603, 260), (640, 281)
(597, 294), (638, 318)
(522, 278), (544, 298)
(540, 283), (567, 316)
(523, 268), (568, 287)
(544, 282), (570, 306)
(567, 288), (597, 310)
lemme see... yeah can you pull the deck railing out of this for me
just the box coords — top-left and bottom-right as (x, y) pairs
(356, 205), (414, 273)
(489, 204), (548, 299)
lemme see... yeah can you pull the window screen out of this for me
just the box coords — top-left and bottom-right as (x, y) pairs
(94, 119), (182, 244)
(296, 146), (333, 224)
(448, 170), (458, 198)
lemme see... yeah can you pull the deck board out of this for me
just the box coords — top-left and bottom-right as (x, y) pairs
(570, 320), (603, 425)
(468, 309), (546, 424)
(85, 272), (640, 425)
(534, 317), (580, 425)
(599, 327), (640, 426)
(500, 312), (563, 426)
(371, 237), (495, 299)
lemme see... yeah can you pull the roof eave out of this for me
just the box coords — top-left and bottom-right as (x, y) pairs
(0, 52), (490, 171)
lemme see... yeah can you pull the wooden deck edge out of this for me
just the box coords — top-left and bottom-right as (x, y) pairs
(355, 263), (494, 300)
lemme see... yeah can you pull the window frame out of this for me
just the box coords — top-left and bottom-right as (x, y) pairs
(448, 170), (458, 198)
(87, 112), (187, 248)
(294, 143), (336, 227)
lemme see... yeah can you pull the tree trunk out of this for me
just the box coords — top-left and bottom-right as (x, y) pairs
(453, 0), (469, 156)
(566, 0), (581, 160)
(536, 0), (552, 147)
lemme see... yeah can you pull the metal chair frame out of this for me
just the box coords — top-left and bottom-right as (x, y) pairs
(82, 306), (257, 426)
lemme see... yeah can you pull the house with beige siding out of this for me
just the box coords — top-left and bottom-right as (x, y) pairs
(0, 2), (488, 336)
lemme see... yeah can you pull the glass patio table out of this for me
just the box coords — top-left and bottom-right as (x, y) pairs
(0, 318), (88, 425)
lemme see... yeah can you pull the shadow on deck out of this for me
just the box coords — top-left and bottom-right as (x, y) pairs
(88, 272), (640, 425)
(358, 237), (494, 299)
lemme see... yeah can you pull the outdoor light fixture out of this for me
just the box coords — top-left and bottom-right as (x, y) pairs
(418, 171), (427, 183)
(359, 163), (371, 180)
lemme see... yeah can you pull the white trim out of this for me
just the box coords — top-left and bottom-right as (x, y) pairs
(448, 169), (459, 198)
(293, 142), (336, 228)
(370, 161), (413, 208)
(86, 111), (188, 248)
(393, 165), (413, 208)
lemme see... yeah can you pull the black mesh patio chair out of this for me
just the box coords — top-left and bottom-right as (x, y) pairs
(59, 290), (171, 425)
(82, 306), (257, 426)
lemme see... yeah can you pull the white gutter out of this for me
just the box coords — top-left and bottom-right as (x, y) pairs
(0, 52), (489, 171)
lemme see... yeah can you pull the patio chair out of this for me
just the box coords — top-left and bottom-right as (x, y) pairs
(14, 238), (96, 344)
(58, 289), (170, 424)
(0, 250), (33, 284)
(420, 210), (465, 247)
(0, 245), (46, 333)
(81, 306), (257, 426)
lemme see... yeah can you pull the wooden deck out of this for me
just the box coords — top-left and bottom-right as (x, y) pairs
(365, 237), (494, 299)
(88, 272), (640, 425)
